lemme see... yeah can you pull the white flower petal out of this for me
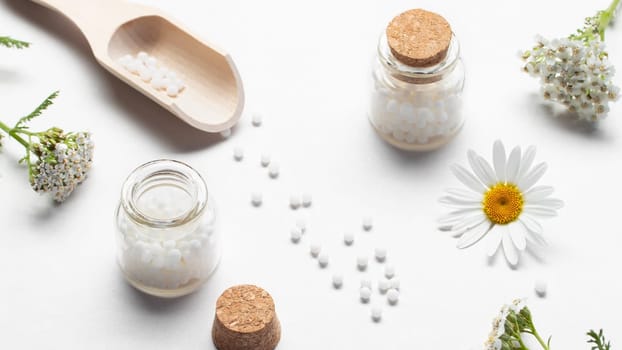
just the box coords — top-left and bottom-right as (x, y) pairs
(439, 195), (481, 208)
(493, 140), (507, 182)
(519, 214), (543, 235)
(451, 164), (487, 193)
(527, 198), (564, 210)
(502, 230), (519, 266)
(468, 150), (496, 186)
(449, 213), (487, 237)
(523, 206), (558, 217)
(438, 208), (481, 225)
(457, 220), (493, 249)
(444, 188), (482, 201)
(518, 145), (536, 178)
(508, 222), (527, 251)
(518, 162), (548, 191)
(525, 227), (548, 246)
(477, 155), (498, 185)
(524, 186), (554, 201)
(486, 231), (503, 257)
(505, 146), (522, 184)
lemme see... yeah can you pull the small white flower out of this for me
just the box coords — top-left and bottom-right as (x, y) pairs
(439, 141), (563, 266)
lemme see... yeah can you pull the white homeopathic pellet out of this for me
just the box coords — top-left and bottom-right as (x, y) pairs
(359, 286), (372, 303)
(371, 305), (383, 322)
(220, 129), (232, 138)
(534, 280), (547, 297)
(260, 154), (271, 167)
(384, 264), (396, 279)
(295, 218), (307, 233)
(289, 195), (301, 209)
(290, 227), (302, 243)
(310, 242), (322, 257)
(251, 192), (262, 207)
(378, 278), (390, 294)
(233, 147), (244, 161)
(362, 216), (373, 231)
(301, 193), (312, 207)
(251, 112), (263, 127)
(268, 163), (280, 178)
(389, 277), (400, 290)
(357, 255), (369, 271)
(360, 278), (372, 289)
(343, 232), (354, 246)
(318, 252), (329, 268)
(387, 288), (400, 305)
(332, 273), (343, 289)
(375, 247), (387, 262)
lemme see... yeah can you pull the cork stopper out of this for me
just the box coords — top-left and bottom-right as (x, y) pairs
(386, 9), (452, 67)
(212, 285), (281, 350)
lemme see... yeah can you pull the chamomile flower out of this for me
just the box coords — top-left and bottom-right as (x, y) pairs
(439, 141), (563, 266)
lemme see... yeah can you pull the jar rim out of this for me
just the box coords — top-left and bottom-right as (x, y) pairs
(120, 159), (208, 229)
(377, 32), (460, 81)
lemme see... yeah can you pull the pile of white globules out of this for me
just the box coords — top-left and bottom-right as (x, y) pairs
(118, 51), (186, 98)
(116, 205), (219, 291)
(369, 86), (463, 146)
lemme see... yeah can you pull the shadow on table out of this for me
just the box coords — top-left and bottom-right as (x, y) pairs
(121, 276), (204, 314)
(3, 0), (222, 153)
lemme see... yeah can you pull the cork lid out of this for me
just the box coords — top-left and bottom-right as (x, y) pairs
(386, 9), (452, 67)
(212, 285), (281, 350)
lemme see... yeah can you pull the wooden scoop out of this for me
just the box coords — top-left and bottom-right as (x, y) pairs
(30, 0), (245, 133)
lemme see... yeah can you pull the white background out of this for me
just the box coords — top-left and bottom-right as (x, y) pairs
(1, 0), (621, 349)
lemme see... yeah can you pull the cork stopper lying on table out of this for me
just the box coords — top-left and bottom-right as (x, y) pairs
(386, 9), (452, 67)
(212, 285), (281, 350)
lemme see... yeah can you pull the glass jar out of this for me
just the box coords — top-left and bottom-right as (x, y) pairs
(369, 32), (465, 151)
(115, 159), (220, 298)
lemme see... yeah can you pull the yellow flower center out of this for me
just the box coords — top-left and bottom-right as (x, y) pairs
(482, 183), (524, 225)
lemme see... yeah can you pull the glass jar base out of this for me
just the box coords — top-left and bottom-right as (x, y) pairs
(371, 120), (463, 152)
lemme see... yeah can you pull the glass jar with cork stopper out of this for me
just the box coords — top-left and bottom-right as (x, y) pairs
(369, 9), (465, 151)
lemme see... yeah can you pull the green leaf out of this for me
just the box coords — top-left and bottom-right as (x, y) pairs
(0, 36), (30, 49)
(15, 91), (60, 129)
(587, 329), (611, 350)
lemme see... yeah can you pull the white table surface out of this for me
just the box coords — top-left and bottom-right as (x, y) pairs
(1, 0), (621, 349)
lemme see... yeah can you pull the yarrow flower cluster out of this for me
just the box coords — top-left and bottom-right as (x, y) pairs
(521, 0), (621, 122)
(0, 91), (94, 202)
(484, 300), (613, 350)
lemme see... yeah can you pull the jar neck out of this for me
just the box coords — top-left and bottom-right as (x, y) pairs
(121, 159), (208, 229)
(377, 33), (460, 84)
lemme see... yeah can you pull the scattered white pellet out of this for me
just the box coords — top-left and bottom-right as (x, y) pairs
(301, 193), (312, 207)
(357, 255), (369, 271)
(220, 129), (232, 138)
(360, 278), (372, 289)
(251, 112), (263, 127)
(362, 216), (373, 231)
(146, 56), (158, 68)
(233, 147), (244, 161)
(289, 195), (301, 209)
(378, 278), (390, 294)
(290, 227), (302, 243)
(332, 273), (343, 289)
(138, 66), (152, 82)
(137, 51), (149, 62)
(375, 247), (387, 262)
(310, 242), (322, 257)
(260, 154), (271, 167)
(268, 163), (280, 178)
(389, 277), (400, 290)
(384, 264), (396, 279)
(166, 84), (180, 97)
(251, 192), (262, 207)
(295, 218), (306, 233)
(318, 252), (329, 268)
(359, 286), (372, 303)
(371, 305), (383, 322)
(535, 280), (547, 297)
(343, 232), (354, 246)
(387, 288), (400, 305)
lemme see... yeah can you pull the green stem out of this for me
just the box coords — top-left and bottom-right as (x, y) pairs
(530, 329), (550, 350)
(599, 0), (621, 39)
(0, 120), (30, 149)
